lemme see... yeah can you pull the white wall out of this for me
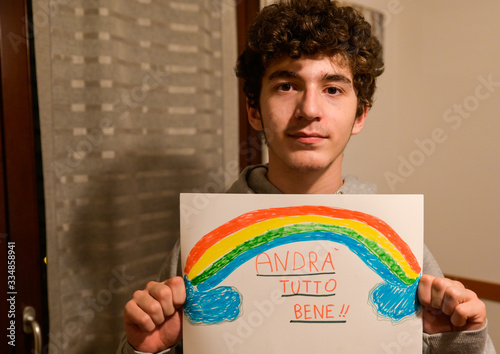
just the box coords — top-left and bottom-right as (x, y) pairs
(344, 0), (500, 345)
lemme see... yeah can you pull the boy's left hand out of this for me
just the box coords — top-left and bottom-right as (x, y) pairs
(418, 274), (487, 334)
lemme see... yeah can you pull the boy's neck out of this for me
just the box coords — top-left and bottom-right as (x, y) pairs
(266, 160), (344, 194)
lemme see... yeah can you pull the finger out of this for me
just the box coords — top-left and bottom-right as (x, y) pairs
(165, 276), (186, 307)
(149, 282), (177, 318)
(417, 274), (434, 307)
(448, 291), (486, 329)
(133, 285), (166, 325)
(147, 277), (186, 318)
(124, 299), (156, 332)
(430, 277), (449, 310)
(441, 285), (470, 316)
(430, 277), (464, 311)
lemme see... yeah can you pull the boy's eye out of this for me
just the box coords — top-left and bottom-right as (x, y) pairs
(278, 83), (293, 91)
(326, 87), (340, 95)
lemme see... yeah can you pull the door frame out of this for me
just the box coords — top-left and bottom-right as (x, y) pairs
(0, 0), (48, 352)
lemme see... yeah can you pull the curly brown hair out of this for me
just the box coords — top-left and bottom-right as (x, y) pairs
(235, 0), (384, 117)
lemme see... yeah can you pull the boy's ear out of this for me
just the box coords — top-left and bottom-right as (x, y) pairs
(351, 105), (369, 135)
(246, 99), (263, 131)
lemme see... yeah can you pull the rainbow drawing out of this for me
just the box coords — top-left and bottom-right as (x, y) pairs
(183, 205), (421, 324)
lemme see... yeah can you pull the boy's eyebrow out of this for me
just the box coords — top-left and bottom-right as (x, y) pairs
(267, 70), (298, 81)
(322, 73), (352, 85)
(267, 70), (352, 85)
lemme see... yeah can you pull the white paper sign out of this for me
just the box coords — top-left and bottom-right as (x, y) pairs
(180, 194), (423, 353)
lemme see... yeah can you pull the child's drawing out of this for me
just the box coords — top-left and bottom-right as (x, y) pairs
(180, 194), (423, 354)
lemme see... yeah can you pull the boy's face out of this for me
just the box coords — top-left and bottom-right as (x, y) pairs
(247, 54), (367, 175)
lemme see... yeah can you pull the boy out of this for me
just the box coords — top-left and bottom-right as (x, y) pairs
(119, 0), (495, 352)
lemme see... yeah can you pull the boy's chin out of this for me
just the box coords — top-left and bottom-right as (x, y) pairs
(285, 158), (335, 174)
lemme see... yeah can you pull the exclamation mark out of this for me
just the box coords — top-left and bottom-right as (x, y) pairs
(339, 304), (350, 317)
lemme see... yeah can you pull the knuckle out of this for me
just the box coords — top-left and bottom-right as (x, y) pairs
(124, 300), (135, 313)
(147, 300), (162, 314)
(432, 277), (448, 289)
(444, 286), (461, 299)
(146, 281), (159, 289)
(453, 303), (468, 318)
(158, 285), (173, 300)
(137, 313), (154, 330)
(451, 280), (465, 290)
(420, 274), (433, 283)
(132, 289), (145, 300)
(466, 288), (479, 300)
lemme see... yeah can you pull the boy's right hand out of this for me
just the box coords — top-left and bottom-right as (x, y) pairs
(124, 276), (186, 353)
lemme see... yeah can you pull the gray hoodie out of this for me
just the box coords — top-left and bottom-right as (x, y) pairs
(118, 165), (495, 354)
